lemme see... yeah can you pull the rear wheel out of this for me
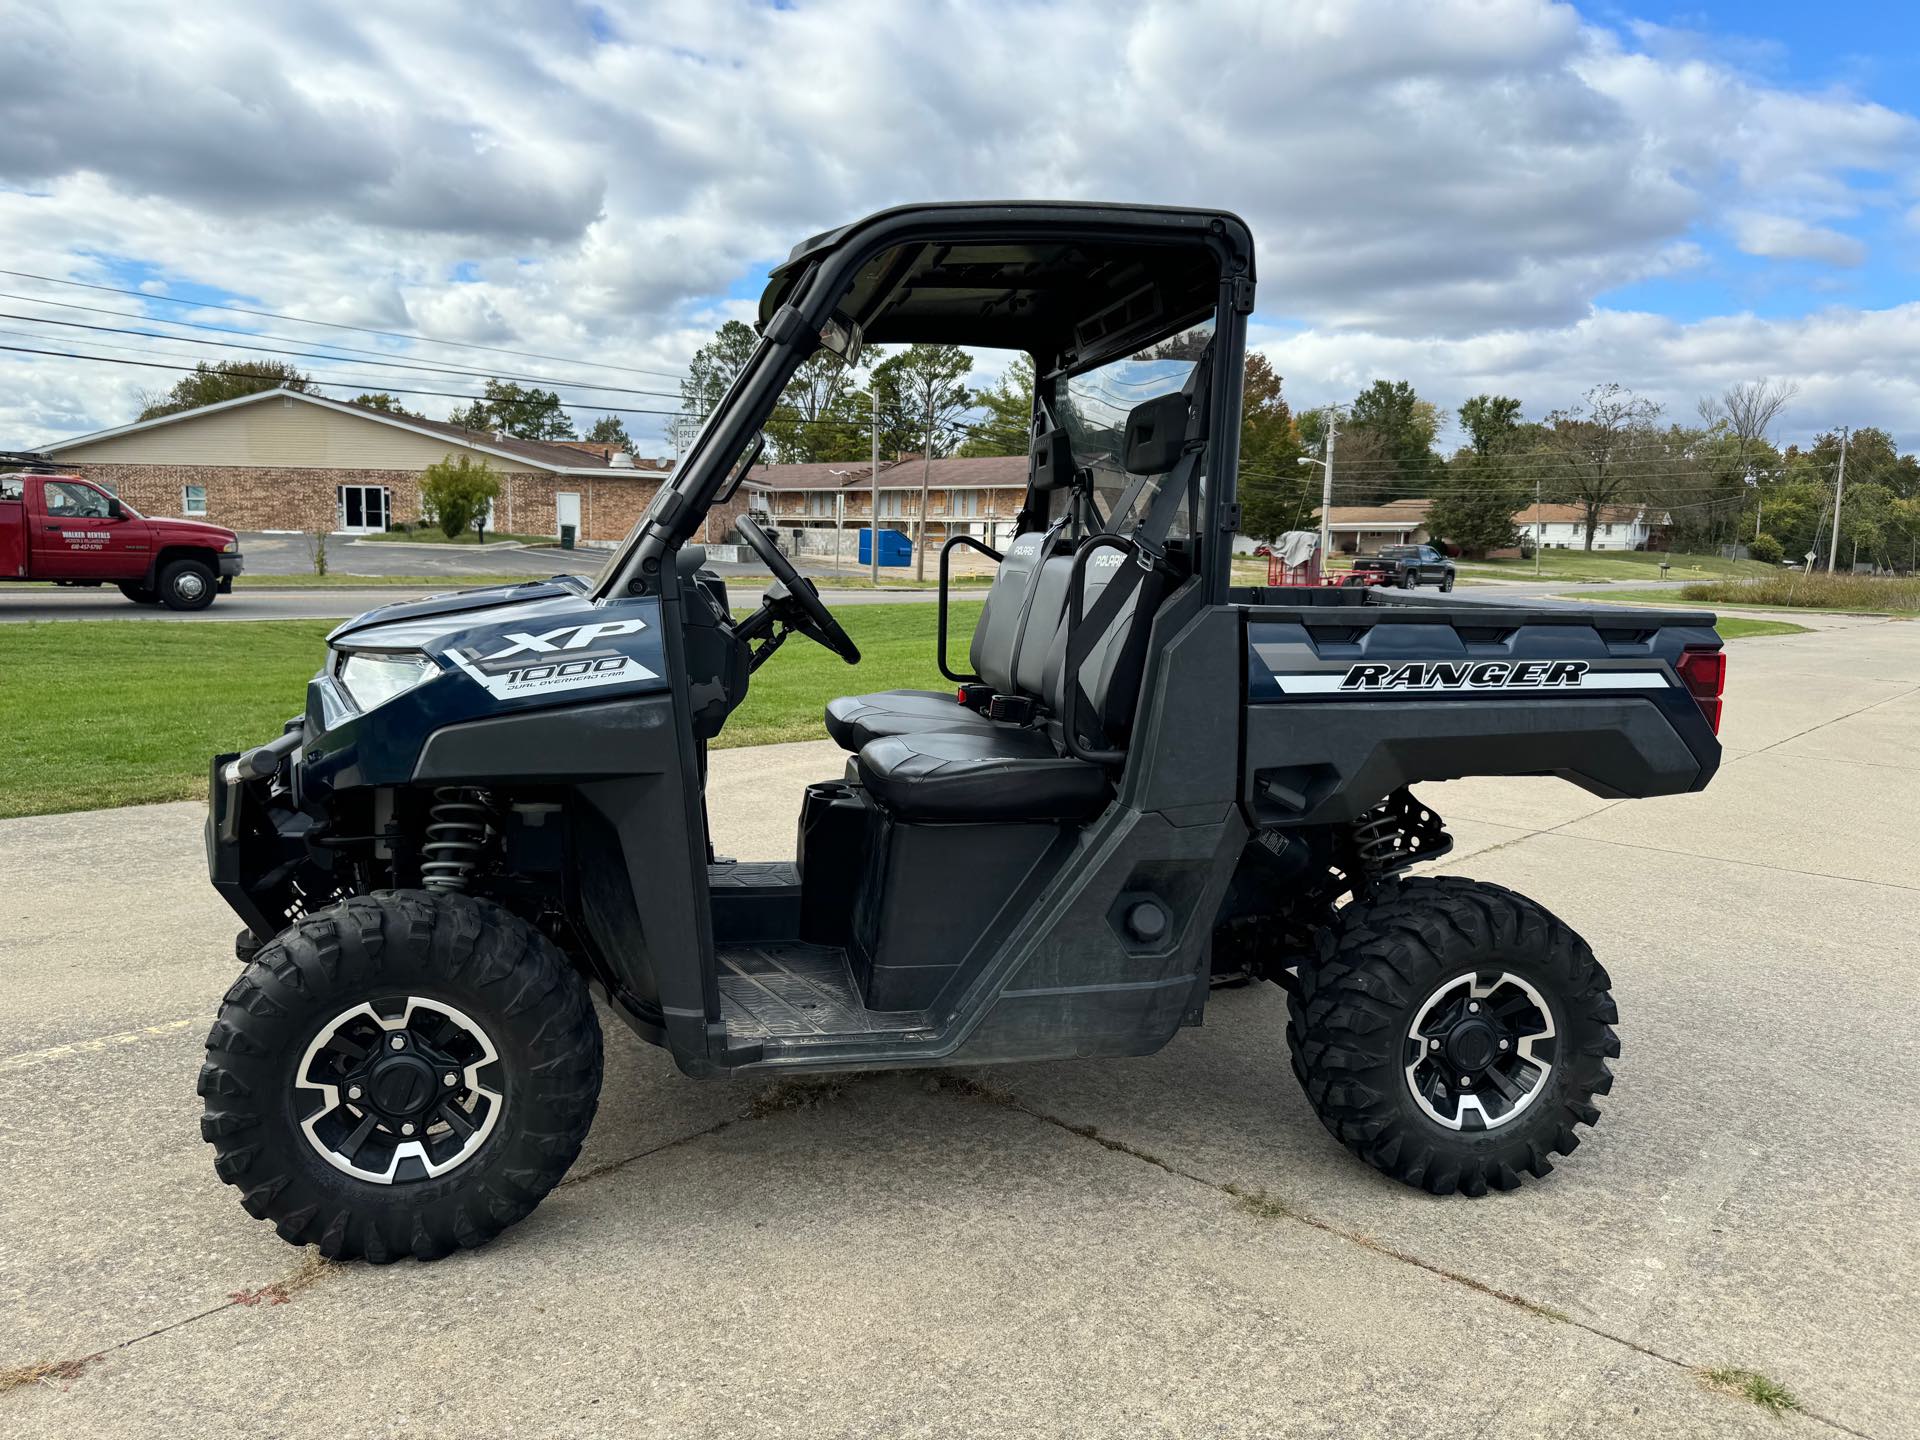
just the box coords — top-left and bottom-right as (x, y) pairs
(158, 557), (217, 610)
(117, 581), (160, 604)
(1440, 573), (1455, 592)
(199, 890), (603, 1261)
(1287, 876), (1618, 1196)
(1400, 570), (1417, 589)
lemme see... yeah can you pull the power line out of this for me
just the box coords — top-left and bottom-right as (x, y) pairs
(0, 305), (686, 400)
(0, 268), (689, 381)
(0, 343), (892, 435)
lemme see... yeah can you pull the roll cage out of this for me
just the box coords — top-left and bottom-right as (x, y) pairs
(598, 201), (1256, 607)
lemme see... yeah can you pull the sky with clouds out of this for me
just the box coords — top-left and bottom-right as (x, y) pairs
(2, 0), (1916, 454)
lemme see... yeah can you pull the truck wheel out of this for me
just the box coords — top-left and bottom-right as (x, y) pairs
(199, 890), (603, 1262)
(1440, 574), (1454, 592)
(1287, 876), (1617, 1197)
(1400, 570), (1417, 589)
(158, 558), (217, 611)
(117, 581), (161, 605)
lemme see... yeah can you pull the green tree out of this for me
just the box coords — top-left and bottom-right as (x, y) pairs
(1747, 533), (1784, 564)
(1236, 354), (1307, 543)
(1345, 379), (1440, 501)
(959, 354), (1036, 457)
(446, 380), (577, 441)
(352, 392), (417, 417)
(1429, 394), (1529, 557)
(766, 348), (874, 462)
(871, 344), (974, 578)
(679, 320), (758, 423)
(137, 360), (311, 420)
(585, 414), (634, 452)
(419, 455), (501, 540)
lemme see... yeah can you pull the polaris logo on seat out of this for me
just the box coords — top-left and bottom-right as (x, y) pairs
(1342, 660), (1589, 690)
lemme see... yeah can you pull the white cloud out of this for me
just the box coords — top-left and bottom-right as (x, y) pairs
(1729, 212), (1869, 267)
(1, 0), (1917, 451)
(1257, 301), (1920, 447)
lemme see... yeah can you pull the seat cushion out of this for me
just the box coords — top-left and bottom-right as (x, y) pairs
(824, 689), (996, 751)
(856, 729), (1113, 822)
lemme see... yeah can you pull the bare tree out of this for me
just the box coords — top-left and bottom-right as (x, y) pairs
(1545, 383), (1664, 550)
(1702, 379), (1798, 448)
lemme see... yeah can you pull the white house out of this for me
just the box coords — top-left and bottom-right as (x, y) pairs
(1515, 503), (1668, 551)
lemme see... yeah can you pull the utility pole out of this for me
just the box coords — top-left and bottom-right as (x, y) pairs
(1534, 478), (1542, 578)
(914, 388), (935, 582)
(869, 387), (880, 586)
(1826, 426), (1849, 573)
(1315, 411), (1339, 565)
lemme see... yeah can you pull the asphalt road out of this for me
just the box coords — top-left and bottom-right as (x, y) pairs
(1, 612), (1913, 1436)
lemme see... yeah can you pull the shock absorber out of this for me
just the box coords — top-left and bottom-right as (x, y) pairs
(1351, 801), (1402, 876)
(420, 787), (498, 893)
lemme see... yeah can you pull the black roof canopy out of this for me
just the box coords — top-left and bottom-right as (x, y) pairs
(758, 201), (1251, 370)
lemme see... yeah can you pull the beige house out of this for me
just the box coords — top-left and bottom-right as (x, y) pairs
(38, 388), (724, 546)
(751, 454), (1028, 552)
(1316, 498), (1434, 554)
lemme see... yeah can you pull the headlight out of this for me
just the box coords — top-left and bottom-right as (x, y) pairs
(221, 539), (238, 553)
(337, 651), (439, 711)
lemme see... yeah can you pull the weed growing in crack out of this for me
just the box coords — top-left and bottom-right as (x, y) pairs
(1699, 1367), (1803, 1416)
(746, 1075), (855, 1117)
(231, 1247), (334, 1307)
(0, 1356), (100, 1396)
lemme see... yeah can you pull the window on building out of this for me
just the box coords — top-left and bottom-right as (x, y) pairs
(953, 489), (980, 517)
(182, 484), (207, 516)
(1602, 523), (1613, 536)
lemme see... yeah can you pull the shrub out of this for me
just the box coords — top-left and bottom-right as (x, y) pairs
(419, 455), (501, 539)
(1747, 533), (1784, 564)
(1680, 573), (1920, 612)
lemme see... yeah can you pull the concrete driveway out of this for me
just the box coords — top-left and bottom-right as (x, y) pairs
(1, 616), (1915, 1437)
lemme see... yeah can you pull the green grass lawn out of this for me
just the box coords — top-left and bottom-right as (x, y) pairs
(237, 573), (564, 589)
(0, 602), (982, 819)
(1714, 617), (1811, 639)
(1455, 550), (1775, 584)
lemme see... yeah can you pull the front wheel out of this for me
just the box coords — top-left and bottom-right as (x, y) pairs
(158, 557), (217, 610)
(199, 891), (603, 1261)
(1287, 876), (1618, 1196)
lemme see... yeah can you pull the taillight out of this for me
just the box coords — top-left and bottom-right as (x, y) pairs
(1676, 647), (1726, 734)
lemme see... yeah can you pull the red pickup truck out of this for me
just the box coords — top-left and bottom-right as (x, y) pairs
(1, 454), (243, 609)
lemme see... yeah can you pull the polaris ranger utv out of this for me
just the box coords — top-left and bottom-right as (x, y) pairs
(200, 202), (1726, 1262)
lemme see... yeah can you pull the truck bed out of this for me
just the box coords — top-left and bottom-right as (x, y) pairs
(1232, 585), (1724, 826)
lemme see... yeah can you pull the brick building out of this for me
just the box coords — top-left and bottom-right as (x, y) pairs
(37, 388), (733, 546)
(750, 454), (1028, 552)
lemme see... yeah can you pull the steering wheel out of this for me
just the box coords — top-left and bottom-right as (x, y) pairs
(734, 514), (861, 664)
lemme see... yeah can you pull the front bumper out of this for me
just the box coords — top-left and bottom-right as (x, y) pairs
(217, 551), (243, 594)
(207, 729), (330, 945)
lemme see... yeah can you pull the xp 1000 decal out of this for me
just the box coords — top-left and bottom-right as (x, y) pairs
(448, 617), (660, 701)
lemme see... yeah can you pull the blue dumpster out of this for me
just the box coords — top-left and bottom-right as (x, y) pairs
(858, 527), (912, 568)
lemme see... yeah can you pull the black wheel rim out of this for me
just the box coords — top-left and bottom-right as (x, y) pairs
(1403, 971), (1556, 1131)
(296, 996), (503, 1183)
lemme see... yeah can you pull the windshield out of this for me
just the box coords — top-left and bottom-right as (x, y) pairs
(1058, 319), (1213, 533)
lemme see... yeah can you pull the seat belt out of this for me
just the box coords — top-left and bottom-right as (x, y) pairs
(1060, 351), (1214, 750)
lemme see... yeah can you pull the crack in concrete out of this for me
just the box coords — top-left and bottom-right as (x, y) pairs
(930, 1075), (1877, 1440)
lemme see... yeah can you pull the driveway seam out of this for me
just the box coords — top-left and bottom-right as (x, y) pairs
(939, 1080), (1876, 1440)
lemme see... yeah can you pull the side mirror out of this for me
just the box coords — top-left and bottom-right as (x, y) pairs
(817, 314), (863, 366)
(107, 497), (124, 519)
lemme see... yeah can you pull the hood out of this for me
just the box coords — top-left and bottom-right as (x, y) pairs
(145, 515), (238, 544)
(326, 575), (589, 646)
